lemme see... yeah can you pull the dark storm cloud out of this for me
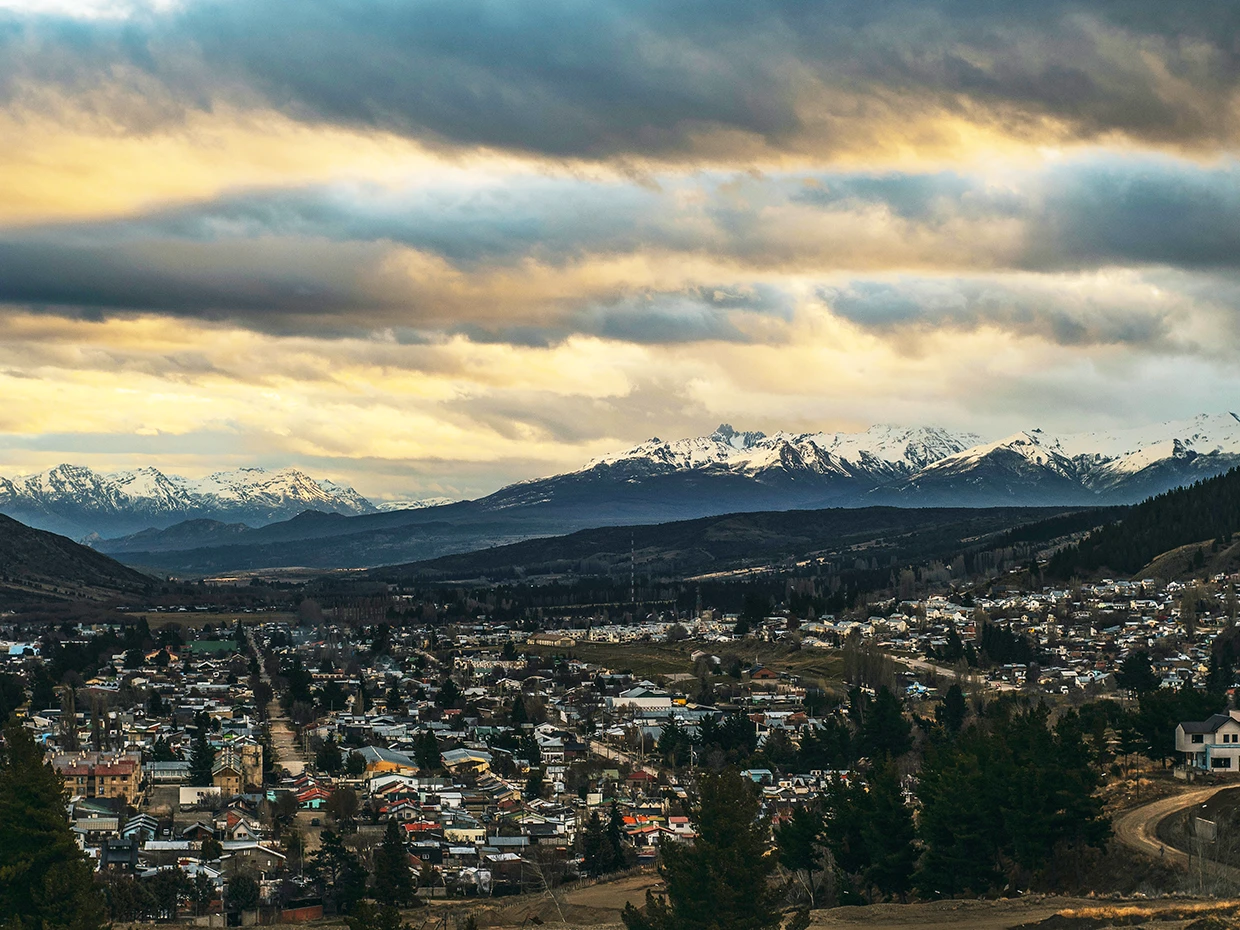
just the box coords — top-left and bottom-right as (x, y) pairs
(5, 157), (1240, 347)
(2, 1), (1240, 158)
(819, 275), (1183, 348)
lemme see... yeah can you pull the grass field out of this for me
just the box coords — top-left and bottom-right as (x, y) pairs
(524, 639), (848, 693)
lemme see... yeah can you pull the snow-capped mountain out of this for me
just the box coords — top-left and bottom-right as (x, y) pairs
(374, 497), (458, 512)
(889, 413), (1240, 505)
(0, 464), (377, 538)
(479, 414), (1240, 516)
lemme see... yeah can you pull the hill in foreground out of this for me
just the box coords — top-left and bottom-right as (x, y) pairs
(0, 513), (152, 607)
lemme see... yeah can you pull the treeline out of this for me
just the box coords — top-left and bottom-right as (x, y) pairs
(1049, 467), (1240, 577)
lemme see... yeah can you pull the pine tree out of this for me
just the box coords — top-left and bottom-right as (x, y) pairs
(606, 800), (627, 871)
(414, 730), (440, 772)
(936, 684), (967, 734)
(189, 721), (216, 787)
(582, 811), (609, 876)
(372, 819), (415, 907)
(525, 767), (545, 800)
(0, 720), (108, 930)
(860, 762), (917, 901)
(622, 769), (781, 930)
(859, 687), (912, 760)
(307, 829), (368, 914)
(775, 803), (826, 906)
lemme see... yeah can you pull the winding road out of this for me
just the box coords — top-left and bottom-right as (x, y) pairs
(1113, 783), (1240, 884)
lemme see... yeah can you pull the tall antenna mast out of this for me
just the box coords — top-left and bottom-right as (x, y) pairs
(630, 532), (636, 612)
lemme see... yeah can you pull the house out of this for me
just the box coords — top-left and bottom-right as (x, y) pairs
(212, 761), (243, 798)
(1176, 710), (1240, 771)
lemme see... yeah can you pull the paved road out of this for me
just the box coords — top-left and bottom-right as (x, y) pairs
(246, 628), (309, 775)
(894, 656), (1018, 692)
(1113, 783), (1240, 884)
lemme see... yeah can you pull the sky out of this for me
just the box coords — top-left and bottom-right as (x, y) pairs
(2, 0), (1239, 502)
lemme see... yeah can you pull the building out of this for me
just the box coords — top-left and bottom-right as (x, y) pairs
(51, 752), (143, 804)
(1176, 709), (1240, 771)
(212, 761), (243, 797)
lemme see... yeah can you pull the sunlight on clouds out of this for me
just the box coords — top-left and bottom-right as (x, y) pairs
(0, 106), (537, 224)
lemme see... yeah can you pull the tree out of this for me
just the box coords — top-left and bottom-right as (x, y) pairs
(150, 736), (176, 762)
(326, 787), (360, 828)
(200, 835), (223, 860)
(622, 769), (781, 930)
(775, 803), (827, 906)
(316, 736), (343, 774)
(434, 678), (460, 708)
(189, 723), (216, 787)
(1116, 651), (1161, 696)
(581, 811), (610, 877)
(372, 819), (416, 907)
(525, 767), (546, 800)
(306, 829), (368, 914)
(0, 721), (108, 930)
(345, 751), (366, 777)
(936, 684), (967, 735)
(345, 901), (410, 930)
(860, 762), (916, 901)
(414, 730), (440, 772)
(226, 873), (260, 914)
(189, 872), (217, 916)
(859, 687), (912, 760)
(606, 801), (627, 871)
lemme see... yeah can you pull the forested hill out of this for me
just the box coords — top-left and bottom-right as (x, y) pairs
(0, 513), (152, 605)
(1048, 467), (1240, 577)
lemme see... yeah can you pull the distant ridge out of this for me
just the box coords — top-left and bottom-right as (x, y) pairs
(0, 464), (376, 538)
(80, 412), (1240, 574)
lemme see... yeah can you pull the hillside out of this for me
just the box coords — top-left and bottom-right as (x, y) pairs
(372, 505), (1109, 584)
(1048, 467), (1240, 578)
(0, 513), (153, 606)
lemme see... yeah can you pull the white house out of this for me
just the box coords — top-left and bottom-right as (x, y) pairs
(1176, 709), (1240, 771)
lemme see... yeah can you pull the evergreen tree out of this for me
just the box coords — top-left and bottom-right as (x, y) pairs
(525, 767), (545, 800)
(859, 687), (912, 760)
(316, 736), (343, 774)
(936, 684), (967, 735)
(860, 762), (917, 901)
(188, 725), (216, 787)
(372, 820), (415, 907)
(581, 811), (609, 877)
(0, 721), (107, 930)
(775, 803), (827, 906)
(606, 801), (627, 871)
(414, 730), (440, 772)
(1116, 651), (1160, 695)
(622, 769), (781, 930)
(225, 874), (260, 914)
(307, 829), (368, 914)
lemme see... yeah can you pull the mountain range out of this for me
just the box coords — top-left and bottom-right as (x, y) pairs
(77, 412), (1240, 574)
(0, 464), (377, 538)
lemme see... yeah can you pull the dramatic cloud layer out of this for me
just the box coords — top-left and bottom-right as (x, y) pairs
(0, 0), (1237, 499)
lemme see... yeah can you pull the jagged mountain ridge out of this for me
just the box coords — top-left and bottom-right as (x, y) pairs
(91, 413), (1240, 574)
(887, 413), (1240, 505)
(0, 464), (377, 538)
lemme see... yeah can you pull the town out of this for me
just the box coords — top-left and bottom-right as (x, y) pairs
(3, 560), (1240, 927)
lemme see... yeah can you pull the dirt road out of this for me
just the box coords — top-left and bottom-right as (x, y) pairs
(1112, 783), (1240, 883)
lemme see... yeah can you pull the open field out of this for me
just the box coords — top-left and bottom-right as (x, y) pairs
(523, 639), (848, 692)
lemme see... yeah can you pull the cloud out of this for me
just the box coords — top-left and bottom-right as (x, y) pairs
(2, 1), (1240, 162)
